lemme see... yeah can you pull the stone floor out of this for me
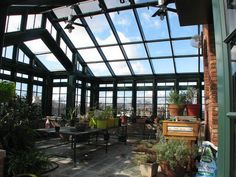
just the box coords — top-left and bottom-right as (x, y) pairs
(39, 137), (148, 177)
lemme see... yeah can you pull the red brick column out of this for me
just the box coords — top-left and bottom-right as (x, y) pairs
(0, 149), (6, 177)
(203, 24), (218, 145)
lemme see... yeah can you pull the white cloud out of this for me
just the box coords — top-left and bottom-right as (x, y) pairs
(117, 18), (129, 26)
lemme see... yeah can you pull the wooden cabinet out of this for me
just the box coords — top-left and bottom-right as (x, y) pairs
(162, 120), (200, 141)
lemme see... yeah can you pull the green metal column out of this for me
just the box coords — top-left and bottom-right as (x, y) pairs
(212, 0), (231, 176)
(43, 76), (53, 116)
(132, 80), (137, 116)
(152, 79), (157, 117)
(0, 5), (8, 61)
(112, 81), (117, 115)
(66, 74), (76, 109)
(90, 82), (99, 109)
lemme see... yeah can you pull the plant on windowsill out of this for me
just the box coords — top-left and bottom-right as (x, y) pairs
(185, 87), (201, 117)
(167, 89), (186, 117)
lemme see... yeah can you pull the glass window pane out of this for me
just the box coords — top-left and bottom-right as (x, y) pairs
(79, 0), (100, 13)
(85, 14), (117, 45)
(109, 61), (131, 76)
(147, 42), (172, 57)
(172, 40), (198, 55)
(37, 53), (65, 71)
(59, 20), (94, 48)
(24, 39), (50, 54)
(137, 7), (169, 40)
(101, 46), (124, 61)
(87, 63), (111, 76)
(7, 15), (22, 32)
(125, 91), (132, 97)
(78, 48), (103, 62)
(152, 59), (175, 74)
(110, 10), (142, 42)
(105, 0), (130, 8)
(175, 57), (198, 73)
(130, 60), (152, 75)
(123, 44), (147, 59)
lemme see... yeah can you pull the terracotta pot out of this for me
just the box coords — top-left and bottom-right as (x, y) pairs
(186, 104), (201, 117)
(168, 104), (185, 117)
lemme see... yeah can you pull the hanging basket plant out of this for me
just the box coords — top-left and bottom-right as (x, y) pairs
(0, 81), (15, 103)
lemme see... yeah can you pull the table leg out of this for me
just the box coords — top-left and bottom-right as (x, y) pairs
(73, 136), (77, 167)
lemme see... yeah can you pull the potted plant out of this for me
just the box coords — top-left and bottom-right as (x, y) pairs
(132, 140), (158, 177)
(167, 90), (186, 117)
(8, 149), (53, 177)
(185, 87), (201, 117)
(66, 107), (79, 126)
(155, 139), (197, 177)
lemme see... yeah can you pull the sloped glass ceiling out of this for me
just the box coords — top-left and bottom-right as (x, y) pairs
(7, 0), (202, 77)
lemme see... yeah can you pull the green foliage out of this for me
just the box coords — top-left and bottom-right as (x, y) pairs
(98, 106), (114, 119)
(0, 97), (41, 151)
(0, 81), (15, 103)
(8, 149), (53, 176)
(156, 139), (197, 170)
(185, 87), (198, 104)
(168, 90), (186, 105)
(132, 140), (158, 165)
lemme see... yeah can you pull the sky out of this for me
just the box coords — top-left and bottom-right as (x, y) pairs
(3, 0), (203, 75)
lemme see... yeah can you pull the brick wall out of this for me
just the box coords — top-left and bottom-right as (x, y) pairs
(203, 24), (218, 145)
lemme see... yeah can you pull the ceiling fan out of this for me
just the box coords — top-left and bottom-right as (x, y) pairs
(51, 4), (86, 33)
(152, 0), (177, 20)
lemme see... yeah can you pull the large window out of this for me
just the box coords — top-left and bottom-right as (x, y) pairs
(136, 90), (152, 117)
(85, 90), (91, 114)
(75, 87), (81, 113)
(157, 90), (171, 119)
(52, 87), (67, 116)
(32, 85), (42, 105)
(99, 91), (113, 110)
(16, 82), (27, 99)
(26, 14), (42, 29)
(117, 91), (132, 115)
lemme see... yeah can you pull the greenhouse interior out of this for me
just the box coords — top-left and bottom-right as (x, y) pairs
(0, 0), (235, 177)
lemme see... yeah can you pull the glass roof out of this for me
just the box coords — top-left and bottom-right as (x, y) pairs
(7, 0), (203, 78)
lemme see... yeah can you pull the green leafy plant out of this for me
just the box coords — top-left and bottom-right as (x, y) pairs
(132, 140), (158, 165)
(156, 139), (197, 170)
(0, 81), (15, 103)
(66, 106), (79, 126)
(8, 149), (53, 176)
(168, 90), (186, 105)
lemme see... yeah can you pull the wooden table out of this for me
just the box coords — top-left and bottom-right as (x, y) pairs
(37, 127), (107, 167)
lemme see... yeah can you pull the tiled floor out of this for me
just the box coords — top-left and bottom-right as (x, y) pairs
(40, 137), (145, 177)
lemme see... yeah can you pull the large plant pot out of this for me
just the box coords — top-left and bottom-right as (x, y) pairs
(168, 104), (185, 117)
(107, 118), (115, 128)
(160, 162), (186, 177)
(114, 118), (120, 127)
(186, 104), (201, 117)
(96, 119), (108, 129)
(139, 162), (157, 177)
